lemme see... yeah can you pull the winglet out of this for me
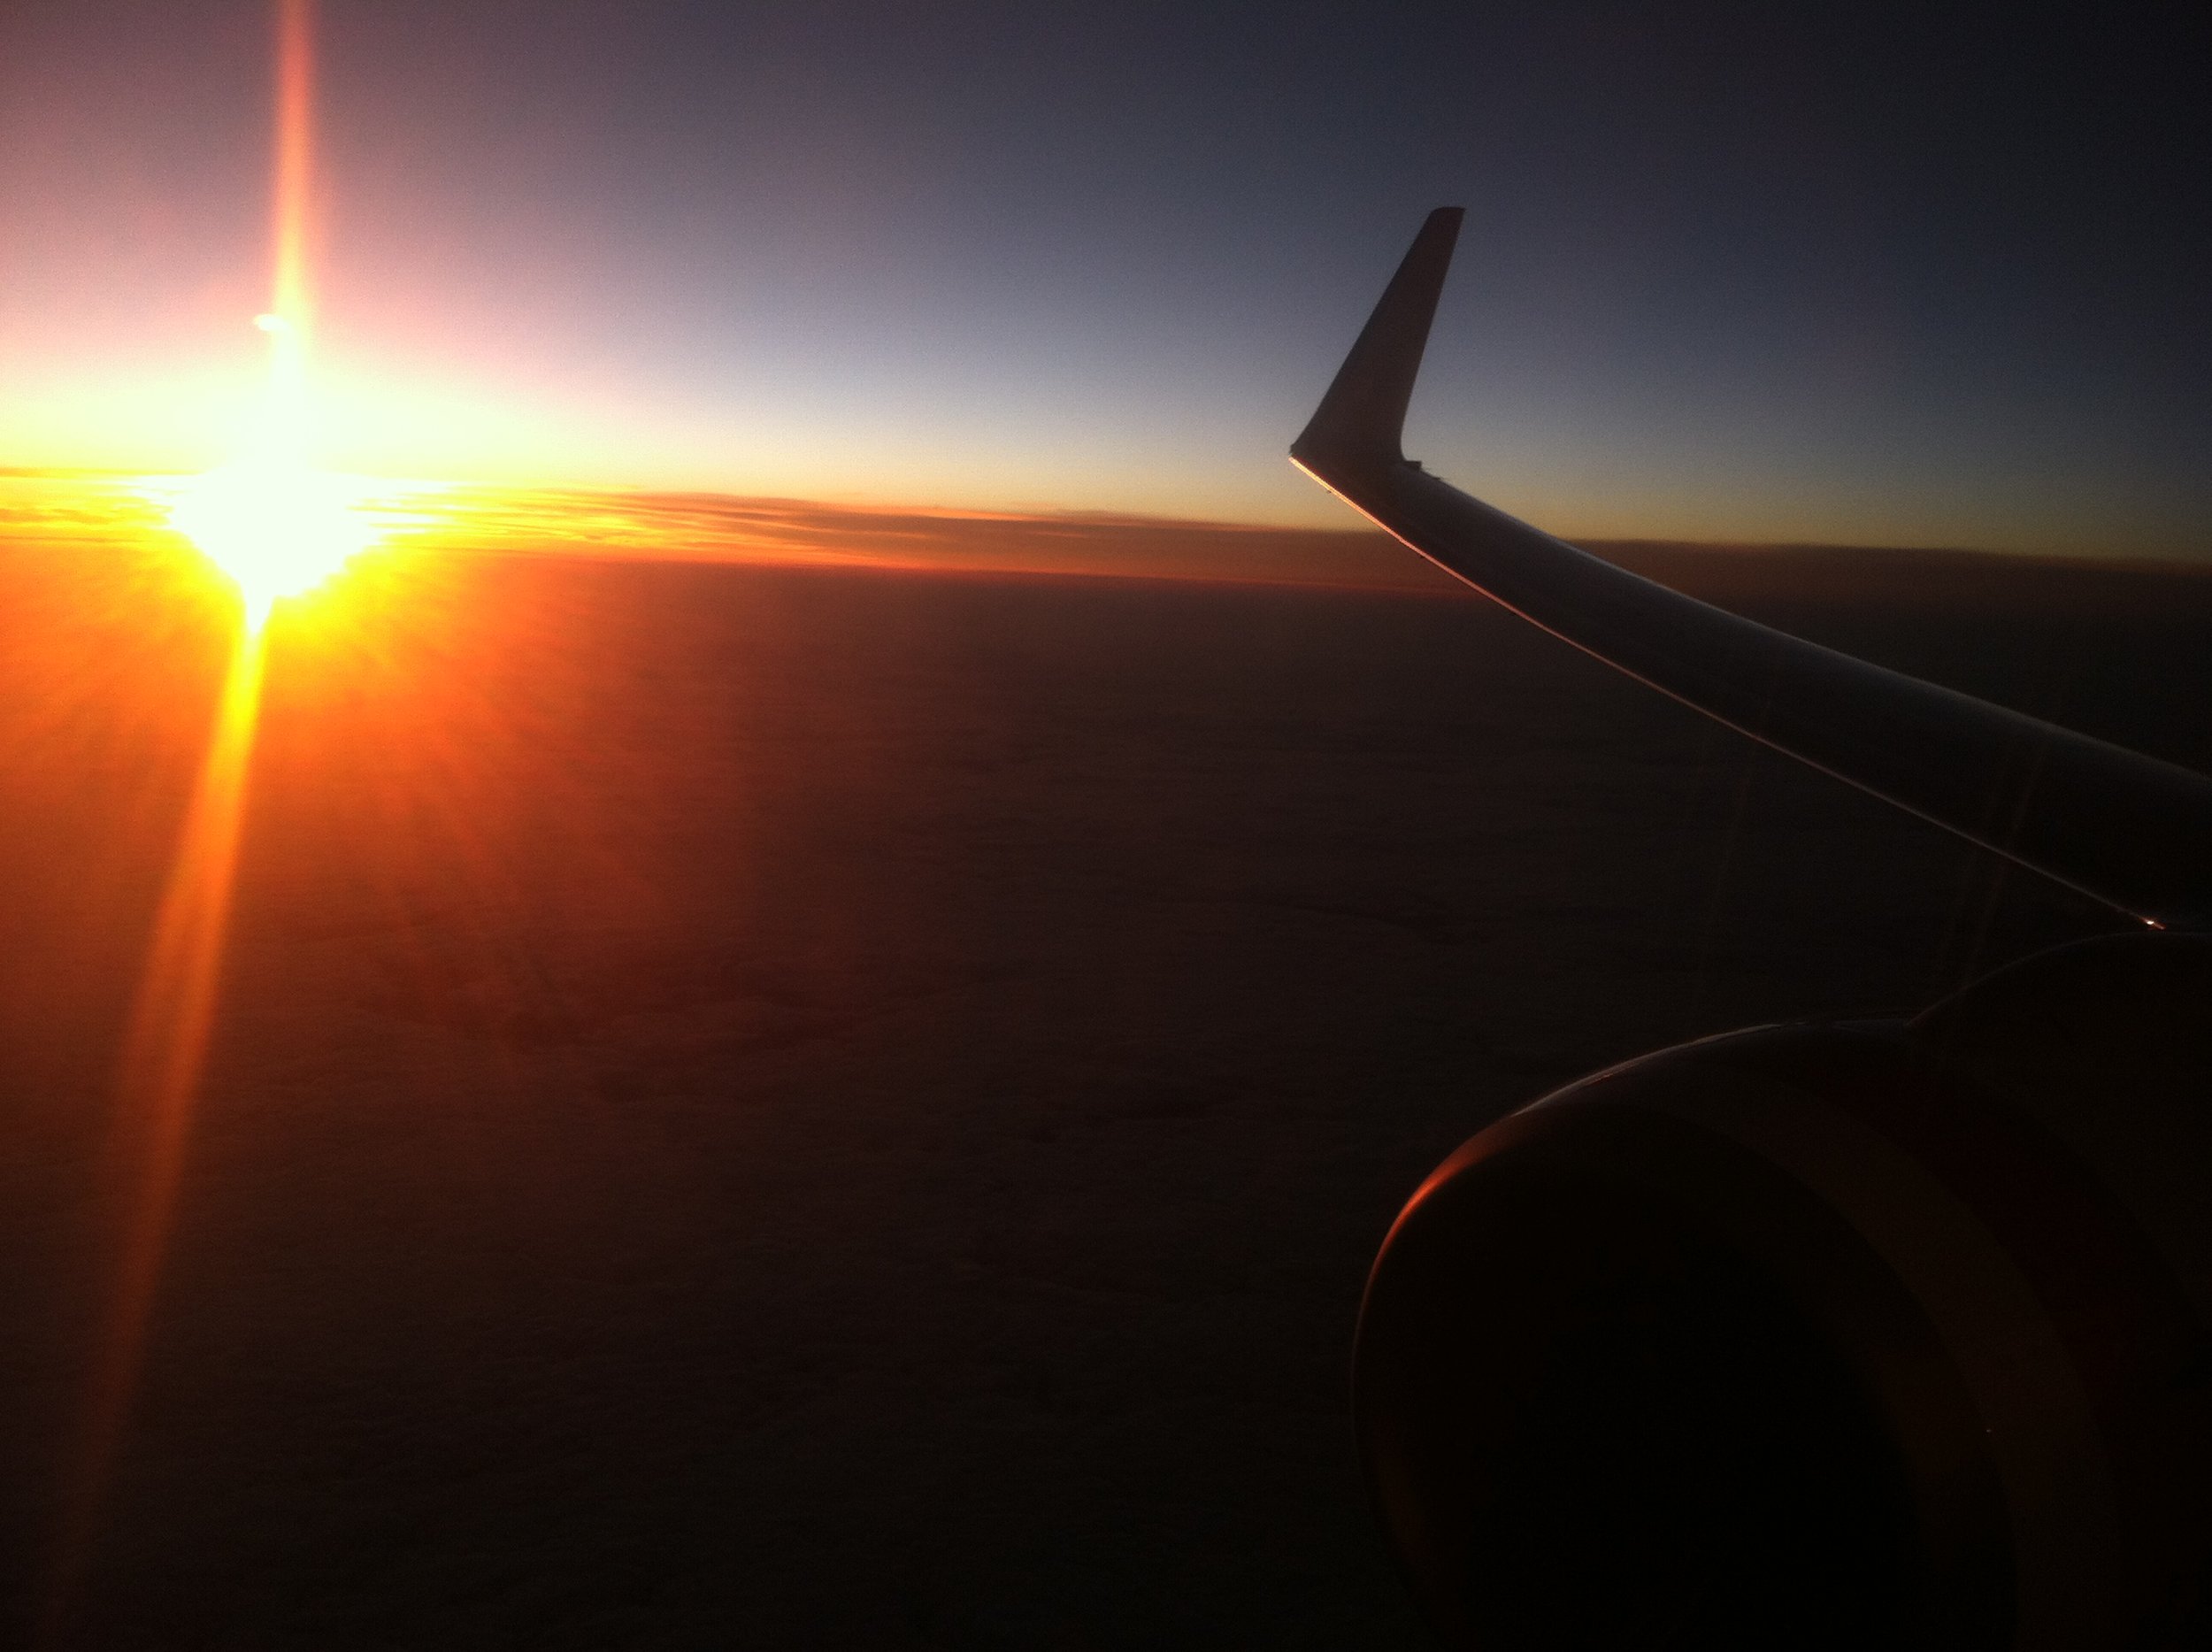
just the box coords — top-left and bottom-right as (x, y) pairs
(1291, 206), (1463, 482)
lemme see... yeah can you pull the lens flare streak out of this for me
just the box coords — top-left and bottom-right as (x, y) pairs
(47, 0), (326, 1626)
(46, 629), (268, 1632)
(152, 0), (381, 630)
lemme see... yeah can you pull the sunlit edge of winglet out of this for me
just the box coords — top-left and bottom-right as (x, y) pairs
(1290, 209), (2212, 933)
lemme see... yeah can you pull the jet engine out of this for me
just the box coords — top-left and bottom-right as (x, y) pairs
(1355, 931), (2212, 1648)
(1291, 209), (2212, 1648)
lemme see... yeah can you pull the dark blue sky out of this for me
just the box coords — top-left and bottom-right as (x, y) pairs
(4, 1), (2208, 550)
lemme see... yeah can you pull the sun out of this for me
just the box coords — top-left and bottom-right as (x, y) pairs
(146, 301), (386, 628)
(157, 457), (382, 627)
(138, 0), (385, 634)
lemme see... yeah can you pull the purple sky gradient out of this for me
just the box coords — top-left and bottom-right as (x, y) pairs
(3, 1), (2208, 554)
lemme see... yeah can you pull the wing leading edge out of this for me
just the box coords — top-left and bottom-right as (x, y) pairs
(1292, 207), (2212, 933)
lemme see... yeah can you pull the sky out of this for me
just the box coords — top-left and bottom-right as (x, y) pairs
(2, 0), (2208, 555)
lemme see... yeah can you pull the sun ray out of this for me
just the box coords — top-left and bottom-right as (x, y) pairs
(46, 0), (331, 1629)
(44, 627), (269, 1636)
(149, 0), (388, 631)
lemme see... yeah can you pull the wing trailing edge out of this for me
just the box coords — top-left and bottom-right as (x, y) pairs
(1292, 210), (2212, 932)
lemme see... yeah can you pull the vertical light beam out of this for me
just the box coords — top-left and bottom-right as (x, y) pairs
(44, 629), (269, 1635)
(264, 0), (315, 427)
(44, 1), (316, 1629)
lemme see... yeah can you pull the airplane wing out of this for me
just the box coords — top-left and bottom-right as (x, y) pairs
(1291, 207), (2212, 933)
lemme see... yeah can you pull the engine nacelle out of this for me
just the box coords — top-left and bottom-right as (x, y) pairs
(1354, 932), (2212, 1649)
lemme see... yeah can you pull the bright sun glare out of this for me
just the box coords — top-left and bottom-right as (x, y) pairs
(158, 455), (383, 627)
(52, 1), (397, 1627)
(140, 0), (388, 634)
(146, 290), (383, 629)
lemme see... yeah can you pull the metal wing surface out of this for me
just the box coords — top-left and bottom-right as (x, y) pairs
(1292, 207), (2212, 932)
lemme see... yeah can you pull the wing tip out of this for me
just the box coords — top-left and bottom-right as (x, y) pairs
(1291, 206), (1464, 487)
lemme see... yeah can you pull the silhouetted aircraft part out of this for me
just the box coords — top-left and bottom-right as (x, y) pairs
(1356, 933), (2212, 1651)
(1291, 207), (2212, 934)
(1294, 215), (2212, 1649)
